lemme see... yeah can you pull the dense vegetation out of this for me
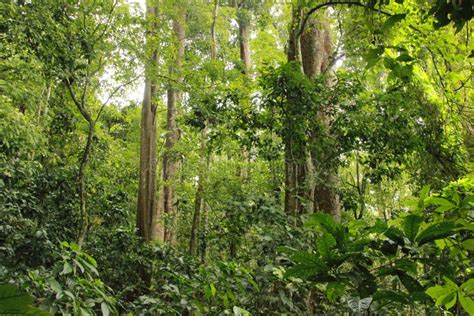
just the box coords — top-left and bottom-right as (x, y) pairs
(0, 0), (473, 315)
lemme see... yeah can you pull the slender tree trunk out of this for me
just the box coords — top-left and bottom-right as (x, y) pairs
(77, 121), (94, 246)
(137, 4), (159, 242)
(235, 1), (251, 185)
(160, 12), (186, 243)
(284, 6), (303, 216)
(65, 78), (94, 247)
(189, 127), (207, 255)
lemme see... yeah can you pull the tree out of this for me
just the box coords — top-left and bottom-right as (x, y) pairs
(137, 1), (159, 242)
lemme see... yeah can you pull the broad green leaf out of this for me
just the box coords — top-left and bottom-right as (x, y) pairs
(394, 259), (417, 274)
(305, 212), (338, 236)
(426, 197), (456, 208)
(459, 293), (474, 315)
(398, 271), (424, 293)
(0, 284), (50, 315)
(452, 192), (460, 205)
(47, 278), (62, 293)
(317, 233), (337, 261)
(415, 221), (456, 245)
(384, 227), (405, 246)
(365, 47), (384, 68)
(381, 14), (406, 32)
(285, 257), (326, 279)
(0, 284), (34, 313)
(435, 205), (455, 212)
(426, 285), (448, 299)
(462, 239), (474, 251)
(461, 279), (474, 295)
(438, 291), (457, 309)
(373, 290), (409, 304)
(419, 185), (431, 199)
(396, 53), (414, 62)
(403, 215), (422, 242)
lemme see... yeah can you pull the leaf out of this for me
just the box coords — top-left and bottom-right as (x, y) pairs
(367, 219), (388, 233)
(373, 290), (409, 304)
(462, 239), (474, 251)
(403, 215), (422, 242)
(365, 47), (384, 68)
(0, 284), (34, 313)
(459, 293), (474, 315)
(426, 285), (447, 299)
(317, 233), (337, 261)
(0, 284), (50, 315)
(285, 253), (326, 279)
(61, 262), (73, 275)
(101, 302), (110, 316)
(325, 282), (346, 301)
(394, 259), (417, 274)
(381, 14), (407, 32)
(279, 290), (293, 308)
(435, 205), (455, 212)
(426, 197), (456, 208)
(415, 221), (456, 245)
(461, 279), (474, 295)
(398, 271), (424, 293)
(438, 291), (457, 309)
(305, 212), (338, 236)
(384, 227), (405, 246)
(47, 278), (62, 293)
(396, 53), (414, 62)
(419, 185), (431, 199)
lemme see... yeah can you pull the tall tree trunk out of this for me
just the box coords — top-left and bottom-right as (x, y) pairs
(300, 15), (341, 221)
(137, 4), (159, 242)
(159, 12), (186, 243)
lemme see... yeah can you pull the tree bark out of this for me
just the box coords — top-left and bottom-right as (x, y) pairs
(159, 12), (186, 243)
(284, 5), (303, 216)
(137, 4), (159, 242)
(236, 3), (251, 75)
(300, 15), (341, 221)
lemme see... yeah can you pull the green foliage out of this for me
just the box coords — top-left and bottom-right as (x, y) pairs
(25, 241), (117, 315)
(0, 284), (50, 315)
(287, 177), (474, 314)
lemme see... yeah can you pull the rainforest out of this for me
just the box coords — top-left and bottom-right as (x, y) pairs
(0, 0), (473, 314)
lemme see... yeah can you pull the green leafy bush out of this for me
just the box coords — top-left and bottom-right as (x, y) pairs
(285, 177), (473, 314)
